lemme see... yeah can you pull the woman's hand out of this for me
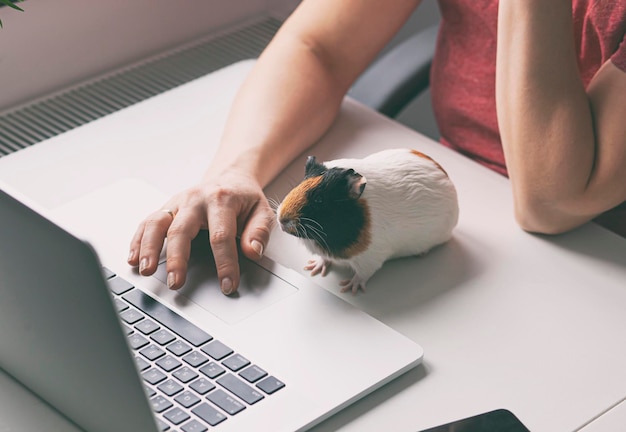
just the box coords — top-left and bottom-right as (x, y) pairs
(127, 171), (275, 295)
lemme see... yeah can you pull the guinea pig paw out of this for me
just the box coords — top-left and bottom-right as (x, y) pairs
(339, 275), (366, 295)
(304, 257), (331, 277)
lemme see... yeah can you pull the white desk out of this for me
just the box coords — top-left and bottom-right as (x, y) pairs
(1, 61), (625, 432)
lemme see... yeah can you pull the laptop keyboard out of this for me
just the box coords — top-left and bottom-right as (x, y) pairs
(104, 268), (285, 431)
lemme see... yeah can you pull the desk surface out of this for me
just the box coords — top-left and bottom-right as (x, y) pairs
(1, 60), (625, 432)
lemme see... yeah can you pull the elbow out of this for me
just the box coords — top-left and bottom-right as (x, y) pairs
(512, 195), (583, 236)
(514, 207), (569, 235)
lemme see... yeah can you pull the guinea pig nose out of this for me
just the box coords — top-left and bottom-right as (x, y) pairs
(279, 216), (297, 234)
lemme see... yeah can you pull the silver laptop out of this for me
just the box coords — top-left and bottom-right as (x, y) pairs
(0, 61), (423, 432)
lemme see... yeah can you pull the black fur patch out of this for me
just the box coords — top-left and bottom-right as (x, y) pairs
(304, 156), (327, 179)
(296, 166), (368, 258)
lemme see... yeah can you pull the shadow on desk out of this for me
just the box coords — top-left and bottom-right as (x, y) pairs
(349, 232), (486, 321)
(534, 222), (626, 270)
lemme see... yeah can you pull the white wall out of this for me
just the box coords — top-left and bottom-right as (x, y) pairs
(0, 0), (296, 112)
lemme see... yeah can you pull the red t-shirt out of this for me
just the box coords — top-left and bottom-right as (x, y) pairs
(430, 0), (626, 236)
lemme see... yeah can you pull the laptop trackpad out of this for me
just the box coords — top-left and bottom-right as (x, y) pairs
(153, 232), (298, 324)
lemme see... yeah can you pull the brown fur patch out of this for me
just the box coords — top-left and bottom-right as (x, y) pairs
(340, 199), (371, 258)
(411, 149), (448, 177)
(279, 176), (323, 221)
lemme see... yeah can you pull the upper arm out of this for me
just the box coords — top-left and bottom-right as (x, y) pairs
(275, 0), (421, 91)
(584, 60), (626, 213)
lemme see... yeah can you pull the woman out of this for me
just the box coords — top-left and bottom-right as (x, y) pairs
(128, 0), (626, 294)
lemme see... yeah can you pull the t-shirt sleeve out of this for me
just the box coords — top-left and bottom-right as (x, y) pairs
(610, 34), (626, 72)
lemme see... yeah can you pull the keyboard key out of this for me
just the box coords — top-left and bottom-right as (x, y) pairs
(167, 340), (192, 357)
(156, 355), (182, 372)
(222, 354), (250, 372)
(207, 389), (246, 415)
(191, 402), (227, 426)
(135, 319), (160, 335)
(173, 366), (198, 383)
(239, 365), (267, 383)
(183, 351), (209, 368)
(119, 308), (145, 325)
(256, 376), (285, 395)
(150, 395), (173, 413)
(123, 289), (213, 346)
(151, 329), (176, 345)
(145, 384), (156, 398)
(200, 362), (225, 379)
(158, 379), (184, 397)
(156, 418), (170, 431)
(174, 390), (201, 408)
(163, 407), (190, 425)
(142, 368), (167, 385)
(113, 298), (129, 312)
(122, 324), (134, 335)
(201, 340), (233, 360)
(217, 374), (264, 405)
(140, 344), (166, 361)
(102, 267), (116, 279)
(134, 356), (151, 371)
(181, 419), (208, 432)
(108, 277), (134, 295)
(189, 378), (216, 395)
(128, 333), (149, 350)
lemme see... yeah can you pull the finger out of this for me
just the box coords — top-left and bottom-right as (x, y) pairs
(321, 264), (329, 277)
(207, 205), (240, 296)
(128, 221), (147, 266)
(239, 200), (274, 261)
(164, 211), (202, 290)
(137, 210), (174, 276)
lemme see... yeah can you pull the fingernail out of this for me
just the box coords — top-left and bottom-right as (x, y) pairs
(128, 250), (136, 263)
(251, 240), (264, 257)
(139, 257), (148, 274)
(221, 277), (233, 295)
(167, 272), (176, 289)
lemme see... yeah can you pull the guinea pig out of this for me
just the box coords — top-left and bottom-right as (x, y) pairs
(276, 148), (459, 294)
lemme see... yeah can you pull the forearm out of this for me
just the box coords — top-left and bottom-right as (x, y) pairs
(205, 0), (420, 188)
(496, 0), (596, 232)
(206, 34), (346, 187)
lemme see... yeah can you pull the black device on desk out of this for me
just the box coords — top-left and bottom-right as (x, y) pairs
(420, 409), (530, 432)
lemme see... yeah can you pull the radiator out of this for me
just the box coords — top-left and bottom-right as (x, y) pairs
(0, 17), (282, 157)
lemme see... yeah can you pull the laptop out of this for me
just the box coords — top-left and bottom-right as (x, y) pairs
(0, 61), (423, 432)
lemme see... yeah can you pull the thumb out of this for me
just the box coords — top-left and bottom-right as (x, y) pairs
(240, 201), (275, 261)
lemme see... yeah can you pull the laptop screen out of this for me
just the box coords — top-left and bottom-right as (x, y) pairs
(0, 189), (158, 432)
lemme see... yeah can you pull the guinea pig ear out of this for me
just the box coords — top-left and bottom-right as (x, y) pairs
(345, 169), (367, 199)
(305, 156), (327, 179)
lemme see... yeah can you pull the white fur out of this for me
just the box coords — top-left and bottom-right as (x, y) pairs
(303, 148), (459, 294)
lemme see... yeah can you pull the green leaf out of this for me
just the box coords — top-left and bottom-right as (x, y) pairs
(0, 0), (24, 27)
(0, 0), (24, 12)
